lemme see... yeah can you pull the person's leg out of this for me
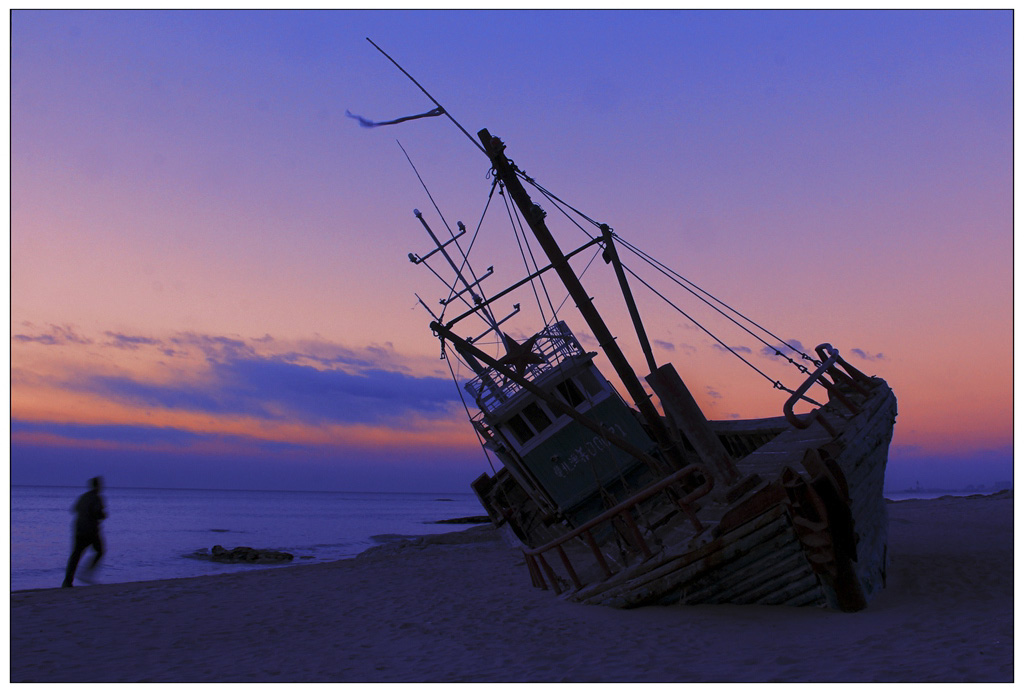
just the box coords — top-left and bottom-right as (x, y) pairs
(87, 535), (104, 571)
(63, 538), (86, 587)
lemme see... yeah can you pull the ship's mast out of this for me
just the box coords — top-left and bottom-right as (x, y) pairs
(478, 129), (685, 471)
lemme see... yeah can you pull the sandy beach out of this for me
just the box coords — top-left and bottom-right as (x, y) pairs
(11, 491), (1012, 682)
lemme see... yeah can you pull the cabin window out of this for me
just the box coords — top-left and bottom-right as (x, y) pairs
(556, 378), (586, 407)
(522, 402), (552, 433)
(504, 414), (535, 445)
(576, 369), (603, 397)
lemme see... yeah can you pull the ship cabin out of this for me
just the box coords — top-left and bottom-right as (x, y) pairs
(464, 321), (659, 529)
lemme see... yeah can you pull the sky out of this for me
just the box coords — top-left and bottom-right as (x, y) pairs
(10, 9), (1013, 493)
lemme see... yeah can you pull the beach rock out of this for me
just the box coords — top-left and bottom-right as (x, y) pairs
(209, 545), (294, 564)
(433, 516), (491, 524)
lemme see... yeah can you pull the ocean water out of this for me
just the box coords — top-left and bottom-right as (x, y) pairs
(14, 485), (1003, 592)
(884, 490), (1007, 502)
(11, 485), (484, 592)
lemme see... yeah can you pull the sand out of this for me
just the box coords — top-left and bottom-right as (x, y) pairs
(10, 492), (1013, 682)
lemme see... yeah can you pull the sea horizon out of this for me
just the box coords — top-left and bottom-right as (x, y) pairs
(10, 483), (478, 495)
(11, 485), (485, 592)
(13, 481), (1011, 499)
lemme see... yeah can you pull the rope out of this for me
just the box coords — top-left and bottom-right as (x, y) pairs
(620, 260), (823, 406)
(503, 168), (819, 376)
(365, 38), (487, 156)
(400, 140), (503, 336)
(552, 246), (603, 318)
(499, 183), (557, 326)
(516, 172), (815, 376)
(616, 236), (820, 371)
(398, 140), (455, 238)
(442, 341), (498, 475)
(394, 100), (823, 401)
(495, 177), (806, 396)
(439, 179), (500, 322)
(515, 167), (604, 234)
(531, 183), (600, 242)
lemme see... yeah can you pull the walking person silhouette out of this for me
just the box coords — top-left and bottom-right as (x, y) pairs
(62, 476), (107, 588)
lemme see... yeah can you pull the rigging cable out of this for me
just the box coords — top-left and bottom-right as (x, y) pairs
(379, 69), (821, 399)
(441, 341), (498, 475)
(552, 246), (604, 318)
(515, 167), (603, 234)
(531, 180), (602, 243)
(366, 38), (487, 157)
(499, 183), (557, 326)
(518, 175), (804, 382)
(398, 140), (455, 238)
(438, 178), (501, 324)
(616, 236), (820, 371)
(504, 171), (627, 325)
(622, 240), (810, 372)
(511, 166), (820, 376)
(619, 259), (823, 407)
(366, 41), (817, 376)
(399, 140), (501, 334)
(414, 254), (479, 318)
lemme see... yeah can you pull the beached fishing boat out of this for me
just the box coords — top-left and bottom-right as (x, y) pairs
(361, 42), (897, 611)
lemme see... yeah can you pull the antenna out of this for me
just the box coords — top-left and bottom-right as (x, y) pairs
(409, 210), (503, 335)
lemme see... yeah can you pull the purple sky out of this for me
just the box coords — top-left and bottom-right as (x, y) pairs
(11, 10), (1013, 491)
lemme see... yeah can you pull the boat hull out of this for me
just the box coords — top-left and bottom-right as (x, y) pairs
(486, 378), (897, 611)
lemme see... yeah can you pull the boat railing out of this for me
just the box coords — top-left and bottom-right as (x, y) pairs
(521, 463), (714, 594)
(784, 343), (873, 437)
(465, 321), (589, 414)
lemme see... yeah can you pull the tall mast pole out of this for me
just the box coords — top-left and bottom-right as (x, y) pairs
(600, 223), (659, 374)
(478, 129), (684, 470)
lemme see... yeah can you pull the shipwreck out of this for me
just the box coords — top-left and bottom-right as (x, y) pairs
(362, 41), (897, 611)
